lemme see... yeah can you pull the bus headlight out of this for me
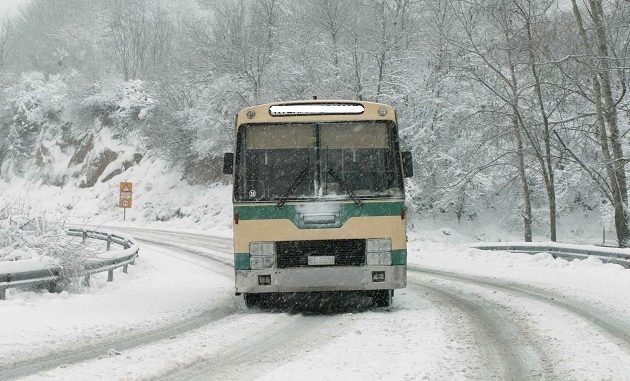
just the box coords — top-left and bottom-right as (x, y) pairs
(249, 242), (275, 269)
(263, 256), (275, 268)
(250, 256), (264, 269)
(366, 238), (392, 266)
(250, 256), (276, 270)
(366, 252), (392, 266)
(250, 242), (275, 256)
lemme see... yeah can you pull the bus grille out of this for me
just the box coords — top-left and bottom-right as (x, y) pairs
(275, 239), (366, 268)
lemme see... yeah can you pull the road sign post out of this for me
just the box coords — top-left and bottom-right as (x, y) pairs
(118, 182), (133, 221)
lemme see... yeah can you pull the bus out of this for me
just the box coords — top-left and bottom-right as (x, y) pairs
(223, 100), (413, 308)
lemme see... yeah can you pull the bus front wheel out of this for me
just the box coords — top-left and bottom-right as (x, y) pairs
(372, 290), (393, 307)
(244, 293), (260, 308)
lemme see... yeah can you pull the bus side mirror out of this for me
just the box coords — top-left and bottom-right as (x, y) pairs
(402, 151), (413, 178)
(223, 153), (234, 175)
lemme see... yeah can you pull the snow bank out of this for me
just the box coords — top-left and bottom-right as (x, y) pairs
(407, 237), (630, 322)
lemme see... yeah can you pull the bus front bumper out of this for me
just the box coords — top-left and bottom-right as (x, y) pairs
(235, 265), (406, 294)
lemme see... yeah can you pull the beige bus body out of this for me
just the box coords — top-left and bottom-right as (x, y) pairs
(229, 100), (408, 303)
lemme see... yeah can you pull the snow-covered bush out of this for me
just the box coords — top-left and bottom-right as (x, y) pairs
(0, 203), (100, 290)
(80, 79), (155, 139)
(143, 201), (185, 222)
(180, 76), (239, 160)
(0, 72), (67, 176)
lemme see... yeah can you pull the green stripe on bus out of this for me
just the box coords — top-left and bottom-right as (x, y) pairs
(234, 253), (250, 270)
(234, 201), (404, 229)
(391, 249), (407, 265)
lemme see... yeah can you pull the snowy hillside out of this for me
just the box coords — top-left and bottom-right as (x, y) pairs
(0, 156), (233, 236)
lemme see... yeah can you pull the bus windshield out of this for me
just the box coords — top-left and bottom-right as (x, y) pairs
(234, 121), (404, 202)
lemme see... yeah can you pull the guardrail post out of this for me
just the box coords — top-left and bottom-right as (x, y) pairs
(108, 270), (114, 282)
(0, 288), (6, 300)
(82, 229), (87, 245)
(46, 281), (57, 293)
(123, 264), (128, 273)
(107, 234), (112, 251)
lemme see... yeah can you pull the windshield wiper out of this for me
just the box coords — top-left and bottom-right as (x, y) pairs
(276, 166), (310, 208)
(327, 168), (362, 206)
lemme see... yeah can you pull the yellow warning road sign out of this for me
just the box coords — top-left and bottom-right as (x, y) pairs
(118, 182), (133, 208)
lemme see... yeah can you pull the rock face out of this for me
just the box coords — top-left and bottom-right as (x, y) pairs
(80, 149), (119, 188)
(69, 134), (95, 168)
(13, 131), (145, 188)
(100, 153), (143, 183)
(4, 135), (146, 188)
(10, 127), (147, 188)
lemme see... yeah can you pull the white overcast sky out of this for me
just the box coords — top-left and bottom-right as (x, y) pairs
(0, 0), (582, 22)
(0, 0), (30, 19)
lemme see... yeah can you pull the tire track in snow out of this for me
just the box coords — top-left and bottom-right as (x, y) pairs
(158, 314), (334, 381)
(408, 279), (555, 381)
(409, 265), (630, 352)
(1, 305), (237, 381)
(135, 236), (234, 270)
(101, 226), (233, 254)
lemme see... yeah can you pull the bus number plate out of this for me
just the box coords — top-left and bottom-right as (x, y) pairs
(308, 256), (335, 266)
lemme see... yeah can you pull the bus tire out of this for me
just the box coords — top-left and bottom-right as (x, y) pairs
(244, 293), (260, 308)
(373, 290), (392, 307)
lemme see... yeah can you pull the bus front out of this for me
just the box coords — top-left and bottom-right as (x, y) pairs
(223, 101), (413, 308)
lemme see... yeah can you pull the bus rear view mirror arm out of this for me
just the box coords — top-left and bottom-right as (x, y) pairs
(223, 153), (234, 175)
(402, 151), (413, 178)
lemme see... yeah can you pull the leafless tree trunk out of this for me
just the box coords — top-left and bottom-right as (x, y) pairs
(374, 0), (388, 101)
(504, 34), (534, 242)
(109, 0), (150, 80)
(515, 1), (558, 241)
(0, 18), (13, 70)
(349, 23), (365, 100)
(500, 0), (536, 241)
(316, 0), (349, 71)
(571, 0), (630, 246)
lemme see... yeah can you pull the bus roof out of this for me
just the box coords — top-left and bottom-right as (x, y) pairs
(235, 100), (396, 128)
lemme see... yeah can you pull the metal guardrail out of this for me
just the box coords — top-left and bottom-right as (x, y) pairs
(0, 228), (139, 300)
(470, 242), (630, 268)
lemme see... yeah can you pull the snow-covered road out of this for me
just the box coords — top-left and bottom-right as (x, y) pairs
(3, 227), (630, 380)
